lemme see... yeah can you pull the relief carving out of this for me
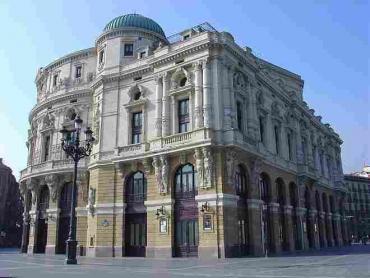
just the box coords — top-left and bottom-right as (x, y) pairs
(202, 147), (214, 189)
(194, 148), (204, 189)
(225, 150), (236, 187)
(45, 174), (59, 202)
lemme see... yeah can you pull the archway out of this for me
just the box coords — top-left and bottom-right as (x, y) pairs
(260, 173), (272, 255)
(315, 191), (324, 247)
(35, 185), (49, 253)
(56, 183), (72, 254)
(304, 187), (314, 248)
(289, 182), (300, 250)
(235, 164), (249, 256)
(174, 164), (198, 257)
(124, 171), (147, 257)
(276, 178), (288, 251)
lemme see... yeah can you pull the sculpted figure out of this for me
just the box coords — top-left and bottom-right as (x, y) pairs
(160, 156), (169, 194)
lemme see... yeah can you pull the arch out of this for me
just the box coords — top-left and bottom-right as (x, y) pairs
(35, 185), (49, 253)
(276, 178), (288, 251)
(174, 163), (198, 257)
(259, 172), (270, 203)
(56, 183), (72, 254)
(124, 171), (147, 257)
(235, 164), (248, 197)
(289, 182), (300, 250)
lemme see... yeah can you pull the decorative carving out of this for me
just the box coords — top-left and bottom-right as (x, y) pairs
(160, 156), (169, 195)
(194, 148), (204, 188)
(251, 158), (263, 187)
(42, 113), (55, 130)
(93, 100), (101, 142)
(77, 171), (88, 203)
(26, 179), (37, 205)
(233, 71), (247, 91)
(88, 187), (96, 215)
(152, 156), (163, 194)
(202, 147), (214, 189)
(225, 150), (236, 187)
(179, 152), (187, 165)
(143, 158), (152, 176)
(45, 174), (59, 202)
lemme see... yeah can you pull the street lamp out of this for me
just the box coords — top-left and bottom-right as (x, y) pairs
(60, 115), (94, 264)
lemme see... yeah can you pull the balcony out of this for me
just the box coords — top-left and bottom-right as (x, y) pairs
(115, 143), (149, 158)
(20, 145), (87, 181)
(150, 128), (211, 151)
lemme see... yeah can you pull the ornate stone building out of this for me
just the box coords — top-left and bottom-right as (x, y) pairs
(0, 158), (23, 247)
(19, 14), (348, 258)
(344, 166), (370, 242)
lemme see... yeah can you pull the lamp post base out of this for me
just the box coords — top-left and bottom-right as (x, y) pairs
(66, 239), (78, 265)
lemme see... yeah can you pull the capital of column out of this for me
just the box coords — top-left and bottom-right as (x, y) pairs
(246, 198), (264, 209)
(283, 205), (294, 214)
(268, 202), (280, 212)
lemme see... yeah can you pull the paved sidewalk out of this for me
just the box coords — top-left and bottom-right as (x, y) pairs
(0, 245), (369, 278)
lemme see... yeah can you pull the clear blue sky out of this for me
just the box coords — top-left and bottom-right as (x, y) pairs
(0, 0), (368, 179)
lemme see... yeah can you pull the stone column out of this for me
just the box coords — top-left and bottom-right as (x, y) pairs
(247, 199), (264, 256)
(154, 76), (163, 137)
(202, 59), (212, 128)
(283, 205), (295, 252)
(222, 63), (232, 130)
(20, 189), (31, 253)
(294, 117), (303, 164)
(295, 207), (306, 250)
(326, 213), (335, 247)
(161, 73), (170, 137)
(247, 81), (259, 141)
(45, 174), (60, 255)
(333, 213), (343, 246)
(269, 202), (282, 254)
(194, 61), (203, 129)
(171, 96), (176, 134)
(319, 211), (328, 248)
(309, 209), (320, 249)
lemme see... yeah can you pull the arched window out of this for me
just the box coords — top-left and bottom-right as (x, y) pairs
(235, 165), (247, 196)
(175, 164), (197, 197)
(38, 185), (49, 218)
(179, 77), (187, 87)
(126, 171), (147, 202)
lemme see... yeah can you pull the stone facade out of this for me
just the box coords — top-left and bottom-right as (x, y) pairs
(19, 14), (348, 258)
(0, 158), (23, 247)
(344, 167), (370, 242)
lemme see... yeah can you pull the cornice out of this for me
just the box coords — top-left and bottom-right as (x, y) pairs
(29, 90), (92, 121)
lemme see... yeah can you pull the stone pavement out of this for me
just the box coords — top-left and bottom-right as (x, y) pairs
(0, 245), (369, 278)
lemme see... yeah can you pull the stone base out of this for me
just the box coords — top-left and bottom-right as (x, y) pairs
(198, 246), (220, 259)
(113, 246), (122, 257)
(45, 245), (56, 255)
(86, 246), (113, 257)
(27, 245), (34, 254)
(145, 246), (172, 258)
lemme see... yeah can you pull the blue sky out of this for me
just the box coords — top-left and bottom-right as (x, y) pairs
(0, 0), (368, 179)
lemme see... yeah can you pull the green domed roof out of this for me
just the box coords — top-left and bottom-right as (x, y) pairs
(103, 14), (165, 37)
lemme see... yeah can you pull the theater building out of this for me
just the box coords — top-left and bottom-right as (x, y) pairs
(19, 14), (349, 258)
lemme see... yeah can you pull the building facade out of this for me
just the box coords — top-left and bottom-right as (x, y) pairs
(19, 14), (349, 258)
(0, 158), (23, 247)
(344, 166), (370, 242)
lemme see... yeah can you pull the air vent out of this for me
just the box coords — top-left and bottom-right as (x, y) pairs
(133, 76), (142, 81)
(70, 99), (77, 103)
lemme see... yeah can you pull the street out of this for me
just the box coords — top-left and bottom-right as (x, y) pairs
(0, 245), (369, 278)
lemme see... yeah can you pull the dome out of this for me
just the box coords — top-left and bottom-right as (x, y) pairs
(103, 14), (166, 37)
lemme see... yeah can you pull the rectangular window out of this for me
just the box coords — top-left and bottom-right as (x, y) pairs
(287, 133), (292, 160)
(53, 74), (58, 87)
(302, 138), (307, 163)
(44, 135), (50, 161)
(124, 43), (134, 56)
(178, 99), (190, 133)
(99, 49), (105, 64)
(259, 117), (265, 144)
(237, 101), (243, 130)
(75, 66), (82, 78)
(131, 112), (142, 144)
(274, 125), (280, 155)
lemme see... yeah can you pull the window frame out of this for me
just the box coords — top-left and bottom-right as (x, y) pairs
(124, 43), (134, 57)
(131, 111), (143, 144)
(178, 98), (190, 133)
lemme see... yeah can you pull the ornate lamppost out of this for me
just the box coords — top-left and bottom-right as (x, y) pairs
(59, 115), (94, 264)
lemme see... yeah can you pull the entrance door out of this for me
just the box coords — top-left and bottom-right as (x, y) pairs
(125, 213), (146, 257)
(35, 219), (47, 253)
(175, 218), (199, 257)
(57, 217), (70, 254)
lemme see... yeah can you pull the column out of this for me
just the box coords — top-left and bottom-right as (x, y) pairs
(247, 199), (264, 256)
(202, 59), (211, 128)
(194, 62), (203, 129)
(326, 213), (334, 247)
(309, 209), (320, 249)
(222, 63), (232, 130)
(296, 207), (306, 250)
(294, 117), (303, 164)
(319, 211), (328, 248)
(162, 73), (170, 137)
(20, 190), (31, 253)
(265, 112), (274, 152)
(154, 76), (163, 137)
(269, 202), (282, 254)
(171, 96), (176, 134)
(333, 213), (343, 246)
(283, 205), (295, 252)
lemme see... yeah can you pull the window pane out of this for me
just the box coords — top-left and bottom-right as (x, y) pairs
(182, 221), (187, 245)
(194, 220), (199, 245)
(189, 221), (194, 246)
